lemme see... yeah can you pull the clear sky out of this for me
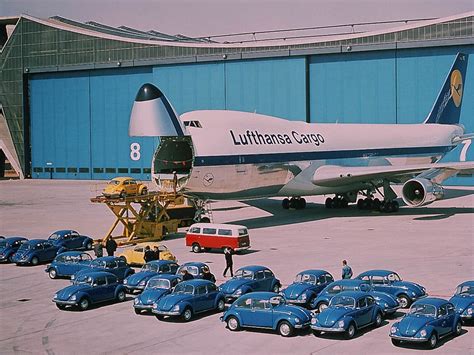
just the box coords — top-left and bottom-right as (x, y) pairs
(1, 0), (473, 39)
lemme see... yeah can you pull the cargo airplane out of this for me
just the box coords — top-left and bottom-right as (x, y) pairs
(129, 53), (473, 220)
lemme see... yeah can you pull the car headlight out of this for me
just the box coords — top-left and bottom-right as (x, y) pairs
(139, 280), (146, 286)
(172, 304), (180, 311)
(134, 298), (139, 305)
(71, 275), (75, 280)
(311, 317), (317, 325)
(294, 318), (300, 324)
(467, 308), (473, 315)
(70, 295), (77, 301)
(420, 329), (427, 337)
(338, 320), (344, 328)
(391, 326), (397, 334)
(123, 279), (128, 284)
(411, 291), (416, 296)
(382, 302), (388, 309)
(152, 303), (158, 309)
(234, 289), (242, 296)
(53, 293), (58, 299)
(301, 293), (307, 301)
(279, 291), (284, 296)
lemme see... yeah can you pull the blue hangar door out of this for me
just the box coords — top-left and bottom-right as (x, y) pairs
(29, 67), (155, 180)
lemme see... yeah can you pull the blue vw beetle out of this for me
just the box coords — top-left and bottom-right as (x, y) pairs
(124, 260), (179, 293)
(281, 270), (334, 308)
(45, 251), (93, 279)
(311, 279), (400, 315)
(71, 256), (134, 282)
(53, 271), (127, 311)
(311, 291), (384, 339)
(449, 281), (473, 322)
(133, 274), (181, 314)
(222, 292), (312, 337)
(355, 270), (426, 308)
(390, 298), (462, 349)
(219, 265), (281, 303)
(0, 237), (28, 263)
(11, 239), (60, 265)
(47, 230), (94, 252)
(152, 279), (225, 321)
(176, 262), (210, 279)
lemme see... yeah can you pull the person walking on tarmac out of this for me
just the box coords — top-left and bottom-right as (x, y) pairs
(202, 266), (216, 283)
(93, 241), (103, 258)
(144, 246), (155, 263)
(341, 259), (353, 279)
(223, 247), (234, 277)
(105, 238), (117, 257)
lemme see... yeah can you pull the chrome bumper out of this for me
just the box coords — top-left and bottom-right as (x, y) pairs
(52, 299), (77, 306)
(294, 322), (310, 329)
(152, 310), (181, 316)
(384, 305), (401, 314)
(461, 314), (472, 319)
(311, 325), (345, 332)
(390, 334), (427, 342)
(287, 299), (307, 304)
(234, 246), (250, 251)
(134, 304), (153, 310)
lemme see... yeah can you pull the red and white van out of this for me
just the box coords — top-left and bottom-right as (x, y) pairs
(185, 223), (251, 253)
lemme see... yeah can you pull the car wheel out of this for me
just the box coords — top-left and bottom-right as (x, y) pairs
(227, 316), (240, 331)
(278, 320), (294, 337)
(182, 308), (193, 322)
(8, 254), (14, 263)
(200, 217), (210, 223)
(155, 315), (164, 321)
(455, 321), (462, 336)
(78, 298), (90, 311)
(427, 333), (438, 349)
(192, 243), (201, 253)
(86, 241), (93, 250)
(31, 256), (39, 266)
(56, 304), (66, 310)
(391, 338), (401, 346)
(48, 268), (57, 279)
(141, 188), (148, 195)
(116, 290), (126, 302)
(374, 312), (382, 327)
(134, 308), (141, 315)
(345, 323), (356, 339)
(318, 302), (328, 313)
(217, 299), (225, 312)
(398, 294), (411, 309)
(312, 330), (321, 336)
(272, 284), (280, 293)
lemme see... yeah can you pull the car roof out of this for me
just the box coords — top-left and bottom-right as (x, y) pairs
(180, 262), (207, 267)
(237, 265), (269, 272)
(149, 274), (181, 281)
(56, 251), (87, 257)
(457, 280), (474, 287)
(112, 177), (134, 181)
(94, 256), (121, 262)
(4, 236), (27, 242)
(135, 242), (164, 247)
(357, 270), (396, 277)
(52, 230), (76, 235)
(28, 239), (48, 244)
(77, 271), (117, 278)
(413, 297), (449, 307)
(179, 279), (214, 286)
(333, 291), (369, 299)
(239, 292), (278, 300)
(146, 260), (177, 266)
(190, 223), (247, 230)
(297, 269), (329, 277)
(330, 279), (367, 287)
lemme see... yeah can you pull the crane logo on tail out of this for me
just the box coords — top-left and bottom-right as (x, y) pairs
(450, 69), (463, 107)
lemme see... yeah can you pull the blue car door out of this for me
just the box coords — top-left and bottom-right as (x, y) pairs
(254, 271), (266, 291)
(90, 275), (110, 302)
(193, 285), (209, 312)
(105, 260), (120, 278)
(205, 284), (219, 310)
(250, 299), (273, 327)
(355, 297), (371, 327)
(437, 305), (452, 336)
(104, 275), (119, 300)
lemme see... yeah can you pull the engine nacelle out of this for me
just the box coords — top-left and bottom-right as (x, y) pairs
(401, 178), (444, 207)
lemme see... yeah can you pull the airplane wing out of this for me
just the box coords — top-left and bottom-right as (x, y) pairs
(311, 161), (474, 187)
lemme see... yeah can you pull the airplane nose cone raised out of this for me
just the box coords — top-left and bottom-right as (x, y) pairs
(135, 83), (163, 102)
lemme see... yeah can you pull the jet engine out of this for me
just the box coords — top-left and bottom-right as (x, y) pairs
(401, 178), (444, 207)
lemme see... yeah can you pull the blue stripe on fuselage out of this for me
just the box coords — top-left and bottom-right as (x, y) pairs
(193, 145), (453, 166)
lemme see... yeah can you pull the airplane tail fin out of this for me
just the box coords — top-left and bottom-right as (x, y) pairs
(129, 83), (185, 137)
(424, 53), (468, 125)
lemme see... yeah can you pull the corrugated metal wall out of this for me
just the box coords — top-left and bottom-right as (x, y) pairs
(29, 48), (473, 184)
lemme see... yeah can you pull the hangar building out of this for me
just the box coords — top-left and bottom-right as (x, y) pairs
(0, 12), (473, 184)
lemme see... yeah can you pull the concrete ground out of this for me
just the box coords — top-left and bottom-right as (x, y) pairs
(0, 179), (473, 355)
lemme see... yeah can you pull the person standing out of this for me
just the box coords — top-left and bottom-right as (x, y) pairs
(202, 266), (216, 283)
(144, 246), (155, 263)
(341, 259), (353, 279)
(93, 241), (103, 258)
(181, 269), (194, 281)
(172, 171), (178, 195)
(105, 237), (117, 257)
(223, 247), (234, 277)
(153, 245), (160, 260)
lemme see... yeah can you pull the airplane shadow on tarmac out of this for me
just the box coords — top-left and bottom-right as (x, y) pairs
(227, 188), (474, 230)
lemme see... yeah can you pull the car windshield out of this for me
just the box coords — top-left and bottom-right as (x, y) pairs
(173, 283), (194, 294)
(294, 273), (317, 285)
(48, 233), (61, 240)
(146, 278), (171, 290)
(179, 266), (199, 276)
(409, 304), (436, 317)
(330, 295), (356, 308)
(108, 180), (121, 185)
(141, 263), (159, 272)
(234, 269), (253, 279)
(455, 285), (474, 296)
(74, 275), (93, 285)
(18, 243), (31, 251)
(387, 273), (402, 282)
(90, 260), (105, 268)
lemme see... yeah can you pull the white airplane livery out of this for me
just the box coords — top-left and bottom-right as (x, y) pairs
(129, 53), (473, 218)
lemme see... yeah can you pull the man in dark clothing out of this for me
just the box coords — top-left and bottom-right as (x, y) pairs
(93, 241), (103, 258)
(153, 246), (160, 260)
(202, 266), (216, 283)
(181, 269), (194, 281)
(223, 247), (233, 277)
(144, 246), (155, 263)
(341, 259), (353, 279)
(105, 238), (117, 256)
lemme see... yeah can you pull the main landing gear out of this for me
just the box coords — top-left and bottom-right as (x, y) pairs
(325, 195), (349, 209)
(356, 197), (399, 213)
(282, 197), (306, 210)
